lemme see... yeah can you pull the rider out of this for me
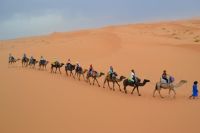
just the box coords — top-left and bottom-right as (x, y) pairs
(76, 62), (81, 72)
(40, 56), (46, 64)
(66, 59), (71, 69)
(129, 69), (137, 83)
(109, 66), (114, 79)
(22, 53), (27, 61)
(88, 64), (94, 76)
(30, 56), (34, 64)
(52, 58), (59, 65)
(161, 70), (169, 84)
(9, 53), (14, 62)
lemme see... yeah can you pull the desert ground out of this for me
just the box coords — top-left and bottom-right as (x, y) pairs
(0, 19), (200, 133)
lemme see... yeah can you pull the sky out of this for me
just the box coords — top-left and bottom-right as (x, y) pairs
(0, 0), (200, 40)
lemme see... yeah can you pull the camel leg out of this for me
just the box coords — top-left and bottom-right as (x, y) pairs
(103, 79), (106, 88)
(96, 79), (100, 87)
(93, 78), (100, 87)
(59, 68), (61, 74)
(71, 72), (75, 79)
(92, 78), (95, 85)
(131, 86), (136, 94)
(78, 74), (80, 80)
(113, 82), (115, 91)
(158, 90), (164, 98)
(51, 67), (53, 73)
(107, 81), (112, 89)
(76, 73), (79, 79)
(124, 86), (127, 94)
(172, 89), (176, 98)
(82, 74), (85, 81)
(116, 82), (121, 91)
(169, 89), (171, 96)
(153, 89), (157, 97)
(70, 71), (73, 77)
(88, 78), (91, 85)
(136, 86), (141, 96)
(85, 76), (88, 82)
(74, 72), (77, 77)
(66, 70), (68, 76)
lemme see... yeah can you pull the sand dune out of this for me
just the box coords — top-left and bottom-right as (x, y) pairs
(0, 19), (200, 133)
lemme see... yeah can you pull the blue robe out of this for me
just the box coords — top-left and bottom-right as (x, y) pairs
(192, 84), (198, 97)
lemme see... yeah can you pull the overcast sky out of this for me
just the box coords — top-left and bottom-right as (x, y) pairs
(0, 0), (200, 40)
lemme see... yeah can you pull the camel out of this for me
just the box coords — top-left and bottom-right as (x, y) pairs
(153, 80), (187, 98)
(29, 59), (38, 68)
(65, 64), (76, 78)
(39, 60), (49, 70)
(86, 70), (105, 87)
(103, 72), (126, 91)
(51, 63), (64, 74)
(123, 78), (150, 96)
(22, 57), (29, 67)
(8, 58), (20, 64)
(75, 67), (88, 81)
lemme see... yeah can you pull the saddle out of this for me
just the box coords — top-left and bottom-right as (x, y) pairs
(160, 76), (174, 84)
(30, 59), (36, 64)
(52, 62), (59, 66)
(66, 63), (72, 69)
(109, 73), (116, 80)
(22, 57), (27, 62)
(128, 78), (135, 83)
(40, 60), (46, 65)
(76, 67), (82, 72)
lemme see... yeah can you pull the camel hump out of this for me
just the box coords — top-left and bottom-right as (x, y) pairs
(180, 80), (187, 83)
(100, 72), (105, 75)
(93, 71), (98, 74)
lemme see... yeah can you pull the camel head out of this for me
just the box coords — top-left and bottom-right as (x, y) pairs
(83, 69), (88, 73)
(60, 63), (65, 67)
(180, 80), (187, 84)
(120, 76), (126, 80)
(144, 79), (150, 83)
(99, 72), (105, 77)
(173, 80), (187, 88)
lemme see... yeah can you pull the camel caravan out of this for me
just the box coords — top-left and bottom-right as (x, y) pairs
(8, 53), (189, 99)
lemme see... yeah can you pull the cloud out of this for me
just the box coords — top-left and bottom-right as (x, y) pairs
(0, 13), (68, 39)
(0, 11), (115, 40)
(1, 0), (200, 40)
(0, 11), (119, 40)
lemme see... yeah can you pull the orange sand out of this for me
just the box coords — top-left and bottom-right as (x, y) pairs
(0, 19), (200, 133)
